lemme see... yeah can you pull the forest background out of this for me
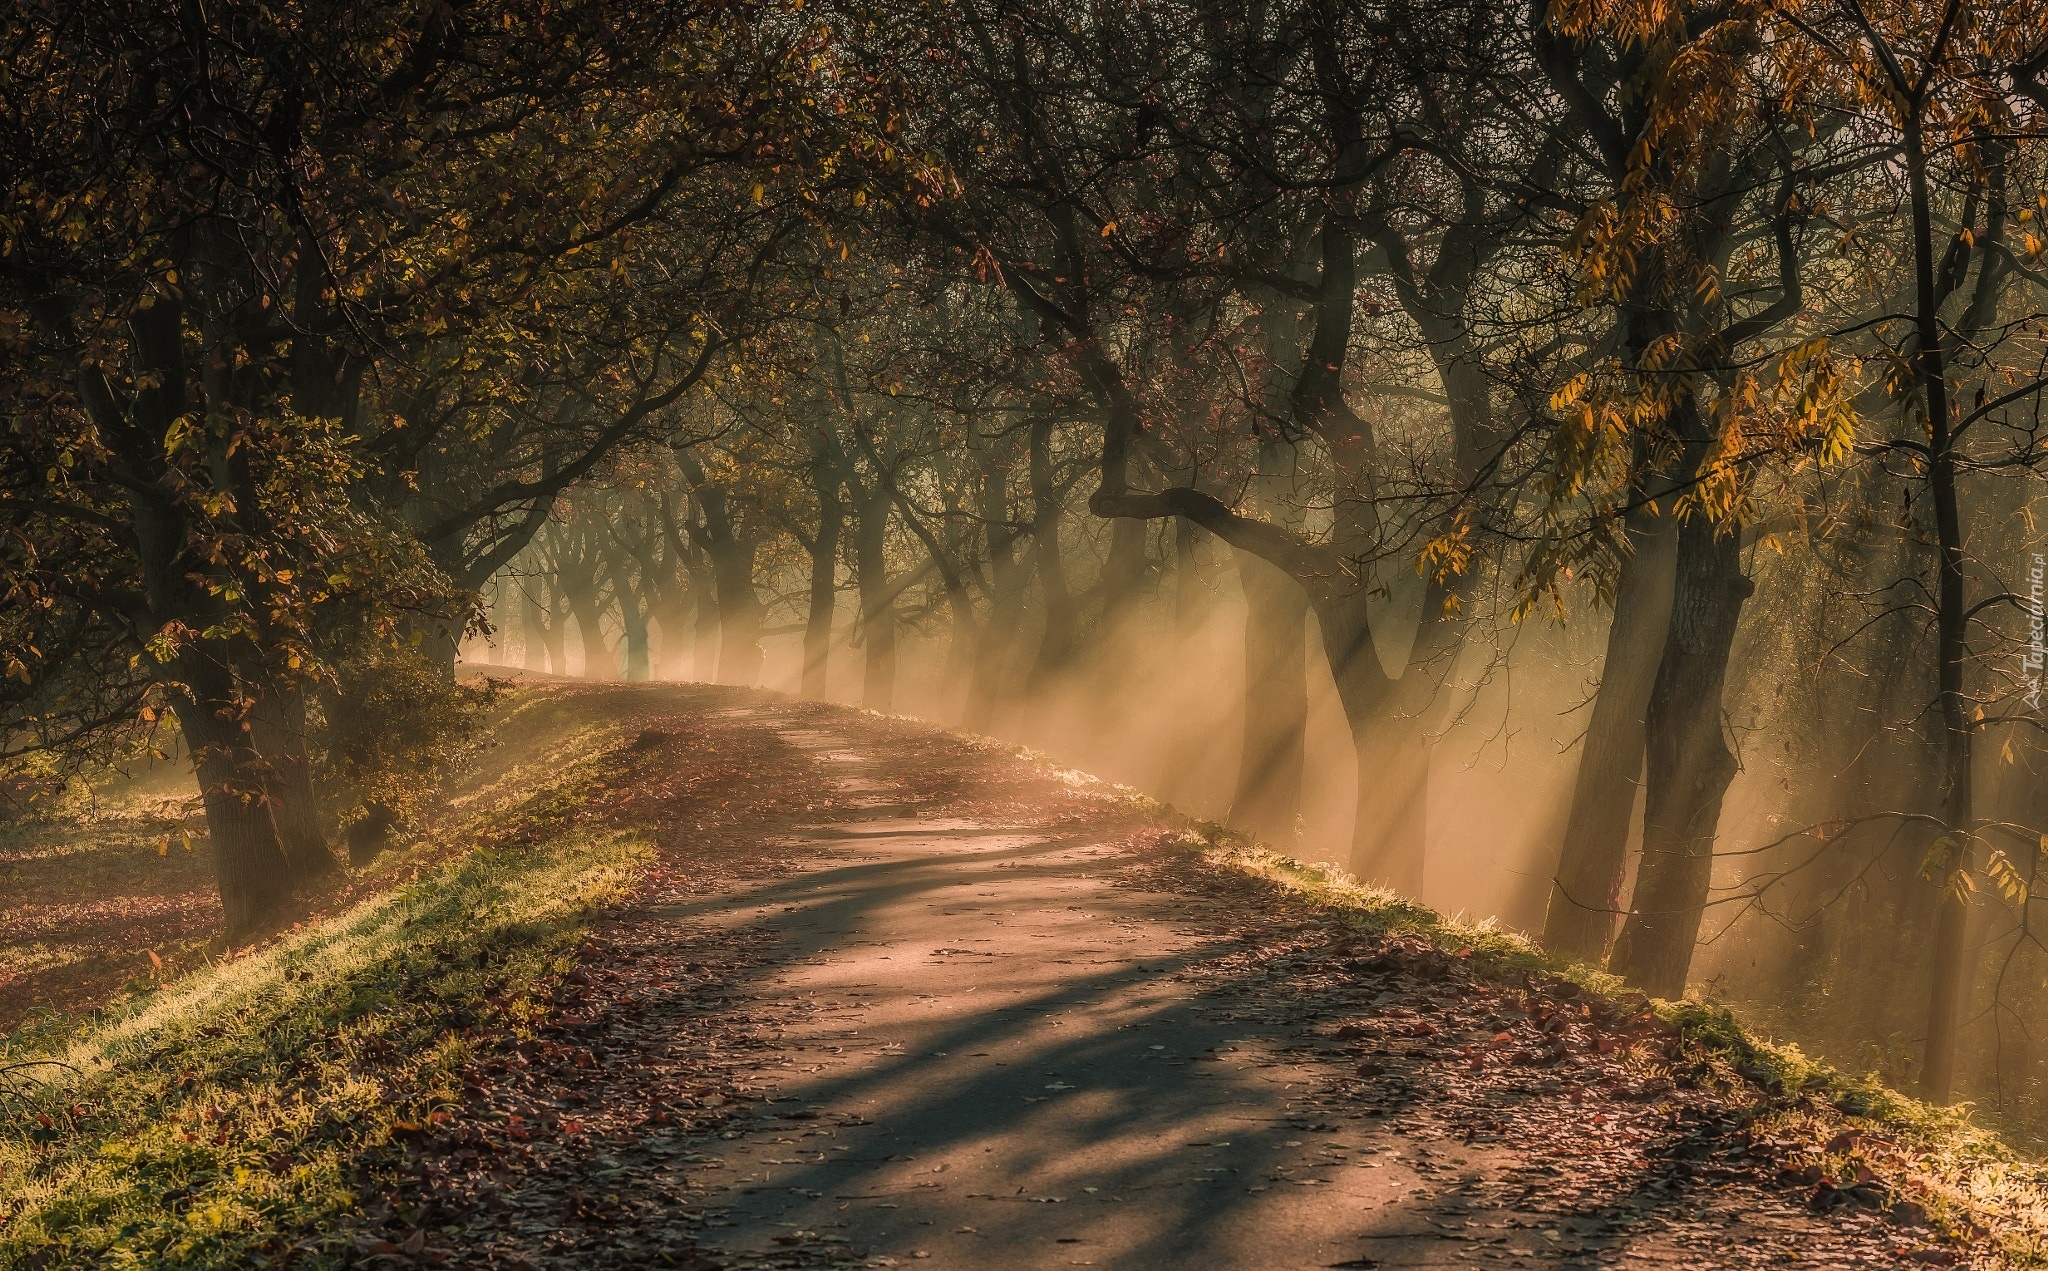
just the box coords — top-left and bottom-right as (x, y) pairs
(4, 0), (2048, 1140)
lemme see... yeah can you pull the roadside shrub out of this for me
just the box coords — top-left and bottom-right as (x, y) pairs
(312, 643), (496, 851)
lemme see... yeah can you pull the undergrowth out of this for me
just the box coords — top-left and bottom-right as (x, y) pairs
(0, 709), (649, 1269)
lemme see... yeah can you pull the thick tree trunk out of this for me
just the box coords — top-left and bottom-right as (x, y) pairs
(549, 524), (614, 679)
(684, 555), (720, 682)
(1158, 518), (1212, 805)
(802, 543), (837, 699)
(709, 538), (763, 688)
(1607, 515), (1752, 997)
(174, 657), (293, 937)
(854, 491), (896, 710)
(1100, 517), (1149, 634)
(939, 576), (978, 717)
(1314, 591), (1414, 892)
(1543, 511), (1680, 960)
(423, 617), (463, 683)
(1231, 551), (1308, 847)
(248, 680), (338, 884)
(618, 595), (651, 681)
(197, 754), (295, 937)
(674, 461), (763, 688)
(562, 577), (611, 679)
(1351, 706), (1431, 888)
(1231, 435), (1312, 846)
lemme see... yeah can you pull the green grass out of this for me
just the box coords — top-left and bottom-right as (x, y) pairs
(0, 730), (649, 1268)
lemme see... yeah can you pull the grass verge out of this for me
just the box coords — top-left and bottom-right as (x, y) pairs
(1171, 824), (2048, 1267)
(0, 731), (649, 1269)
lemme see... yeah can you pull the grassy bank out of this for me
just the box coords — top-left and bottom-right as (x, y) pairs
(1172, 825), (2048, 1267)
(0, 694), (649, 1269)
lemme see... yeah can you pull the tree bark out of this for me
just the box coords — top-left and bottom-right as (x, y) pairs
(599, 530), (652, 681)
(803, 425), (845, 699)
(1100, 517), (1149, 633)
(937, 485), (980, 715)
(1543, 510), (1680, 960)
(688, 559), (720, 683)
(539, 574), (570, 675)
(1901, 104), (1985, 1106)
(1607, 513), (1752, 997)
(1158, 518), (1213, 805)
(174, 655), (293, 937)
(963, 444), (1023, 731)
(709, 536), (764, 688)
(853, 486), (896, 710)
(1350, 706), (1431, 888)
(521, 581), (548, 673)
(248, 679), (339, 884)
(1028, 416), (1077, 686)
(676, 457), (765, 687)
(558, 540), (612, 680)
(1231, 551), (1308, 847)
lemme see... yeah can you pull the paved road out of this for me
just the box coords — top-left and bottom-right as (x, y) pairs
(687, 720), (1439, 1269)
(408, 685), (1937, 1270)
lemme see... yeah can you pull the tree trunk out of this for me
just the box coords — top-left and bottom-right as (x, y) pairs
(1543, 510), (1680, 960)
(1350, 706), (1431, 888)
(1313, 590), (1412, 892)
(174, 656), (293, 937)
(562, 576), (611, 679)
(1100, 517), (1149, 634)
(540, 576), (569, 675)
(939, 572), (978, 717)
(963, 450), (1021, 732)
(854, 489), (896, 710)
(803, 430), (844, 700)
(1158, 518), (1212, 805)
(684, 552), (720, 682)
(248, 679), (339, 884)
(1231, 551), (1308, 847)
(1230, 433), (1311, 846)
(938, 492), (980, 716)
(521, 582), (548, 673)
(600, 533), (652, 681)
(1904, 111), (1979, 1107)
(1028, 417), (1076, 686)
(1607, 514), (1752, 998)
(618, 594), (651, 680)
(674, 460), (763, 688)
(710, 537), (764, 688)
